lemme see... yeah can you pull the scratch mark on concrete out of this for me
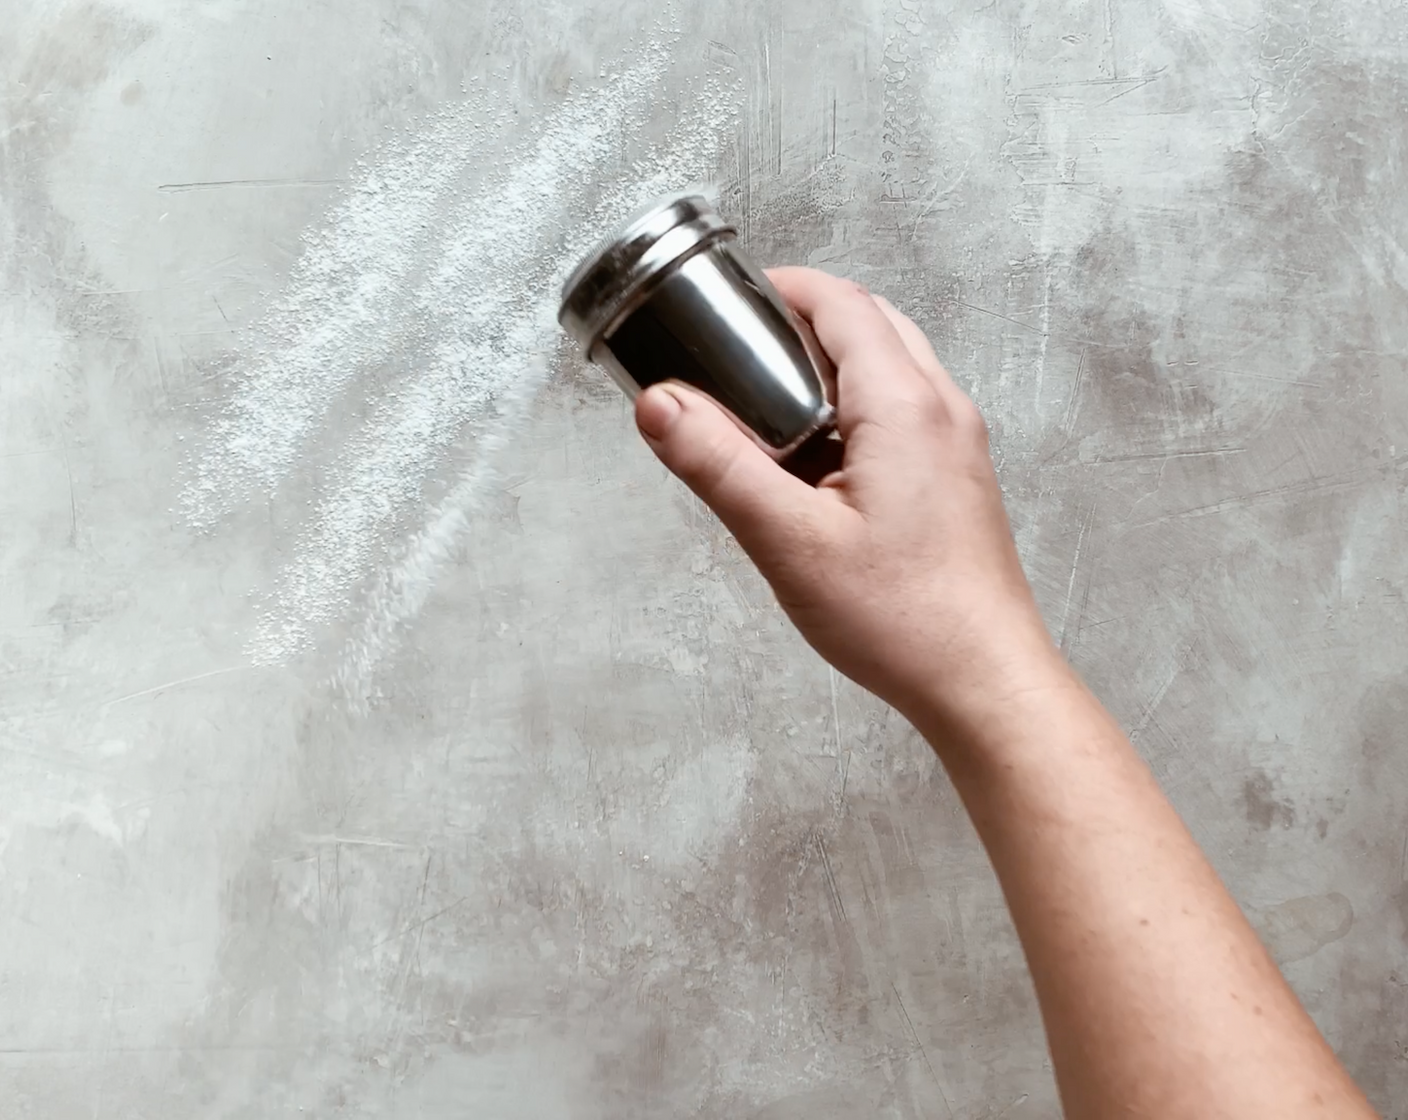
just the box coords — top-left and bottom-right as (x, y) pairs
(892, 982), (953, 1116)
(1020, 74), (1162, 91)
(149, 335), (169, 399)
(816, 834), (848, 925)
(1200, 366), (1328, 390)
(941, 298), (1046, 336)
(369, 895), (468, 952)
(1099, 73), (1162, 105)
(1138, 473), (1367, 525)
(156, 178), (346, 193)
(829, 665), (842, 754)
(298, 835), (419, 850)
(62, 449), (78, 545)
(1091, 446), (1248, 465)
(103, 665), (252, 707)
(1104, 0), (1118, 78)
(1063, 346), (1087, 436)
(1129, 648), (1190, 745)
(0, 1044), (295, 1055)
(1058, 502), (1097, 651)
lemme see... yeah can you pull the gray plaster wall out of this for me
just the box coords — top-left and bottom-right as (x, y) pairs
(2, 0), (1406, 1116)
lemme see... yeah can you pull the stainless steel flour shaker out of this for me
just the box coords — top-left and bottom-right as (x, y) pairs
(558, 194), (842, 480)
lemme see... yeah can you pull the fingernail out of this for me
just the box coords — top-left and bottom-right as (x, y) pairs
(636, 385), (683, 442)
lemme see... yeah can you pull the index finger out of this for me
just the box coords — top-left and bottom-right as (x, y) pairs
(869, 294), (972, 417)
(766, 267), (932, 418)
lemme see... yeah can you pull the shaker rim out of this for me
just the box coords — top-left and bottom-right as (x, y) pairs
(558, 191), (735, 349)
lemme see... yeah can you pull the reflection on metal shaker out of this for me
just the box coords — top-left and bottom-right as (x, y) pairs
(558, 194), (843, 482)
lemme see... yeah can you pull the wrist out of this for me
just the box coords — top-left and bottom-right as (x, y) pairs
(904, 637), (1087, 767)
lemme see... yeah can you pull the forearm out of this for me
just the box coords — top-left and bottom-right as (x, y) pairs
(914, 659), (1375, 1119)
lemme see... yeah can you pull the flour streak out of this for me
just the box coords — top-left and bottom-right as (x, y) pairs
(182, 32), (743, 693)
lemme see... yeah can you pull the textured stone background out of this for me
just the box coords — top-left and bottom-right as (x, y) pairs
(2, 1), (1406, 1116)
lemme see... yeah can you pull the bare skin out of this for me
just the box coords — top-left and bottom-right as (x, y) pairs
(633, 267), (1377, 1119)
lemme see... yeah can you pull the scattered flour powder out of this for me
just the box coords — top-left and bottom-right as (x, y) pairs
(182, 33), (743, 700)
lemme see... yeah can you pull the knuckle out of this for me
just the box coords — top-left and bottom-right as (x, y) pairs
(919, 387), (953, 426)
(955, 401), (991, 445)
(888, 384), (949, 430)
(858, 406), (924, 445)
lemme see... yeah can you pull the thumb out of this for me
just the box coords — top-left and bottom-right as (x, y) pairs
(635, 382), (821, 555)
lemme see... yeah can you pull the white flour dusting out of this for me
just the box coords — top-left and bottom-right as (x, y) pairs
(183, 33), (744, 692)
(336, 100), (743, 704)
(180, 92), (505, 526)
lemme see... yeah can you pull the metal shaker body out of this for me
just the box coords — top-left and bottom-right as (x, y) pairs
(559, 195), (837, 457)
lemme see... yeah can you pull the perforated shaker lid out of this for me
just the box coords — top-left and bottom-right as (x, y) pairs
(558, 192), (735, 350)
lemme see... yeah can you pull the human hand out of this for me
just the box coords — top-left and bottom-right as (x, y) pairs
(640, 273), (1380, 1120)
(634, 267), (1070, 742)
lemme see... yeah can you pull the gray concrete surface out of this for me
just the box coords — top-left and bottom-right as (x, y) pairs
(3, 0), (1406, 1116)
